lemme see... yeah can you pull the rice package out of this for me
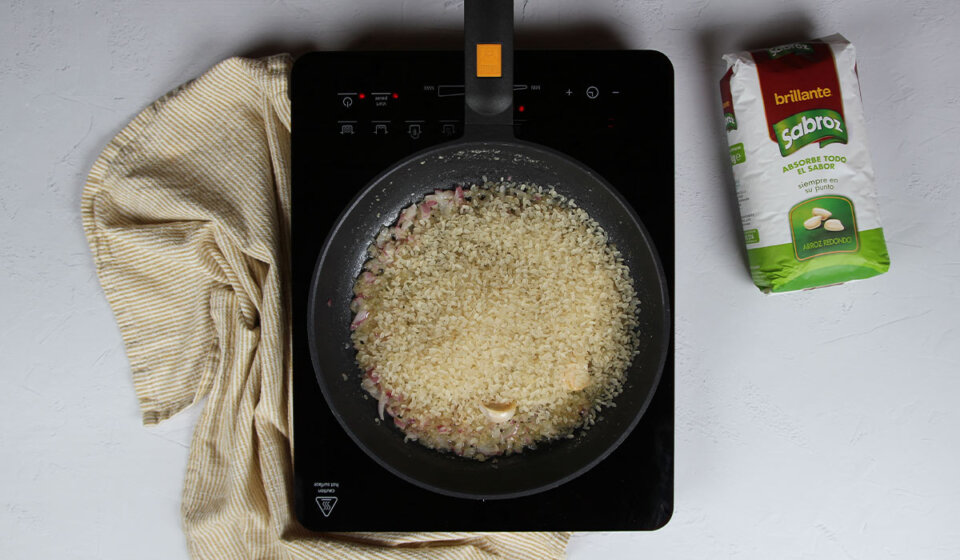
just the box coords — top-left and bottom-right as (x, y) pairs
(720, 34), (890, 293)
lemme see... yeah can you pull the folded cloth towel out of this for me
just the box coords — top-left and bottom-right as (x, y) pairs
(82, 54), (570, 560)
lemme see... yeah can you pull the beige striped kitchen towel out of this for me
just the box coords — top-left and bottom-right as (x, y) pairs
(82, 54), (570, 560)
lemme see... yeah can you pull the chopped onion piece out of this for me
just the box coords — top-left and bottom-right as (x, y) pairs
(378, 390), (388, 420)
(350, 309), (369, 330)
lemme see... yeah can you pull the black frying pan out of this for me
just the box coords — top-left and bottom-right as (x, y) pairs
(307, 0), (670, 499)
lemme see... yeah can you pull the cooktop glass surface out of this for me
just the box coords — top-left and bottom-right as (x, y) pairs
(291, 50), (673, 531)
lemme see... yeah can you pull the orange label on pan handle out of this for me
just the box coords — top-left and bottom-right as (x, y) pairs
(476, 44), (502, 77)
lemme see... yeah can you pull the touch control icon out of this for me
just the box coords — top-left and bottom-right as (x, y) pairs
(586, 86), (599, 99)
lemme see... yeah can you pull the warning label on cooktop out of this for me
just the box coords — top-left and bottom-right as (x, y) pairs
(313, 482), (339, 517)
(315, 496), (338, 517)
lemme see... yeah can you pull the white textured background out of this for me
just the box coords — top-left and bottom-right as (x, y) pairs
(2, 1), (959, 558)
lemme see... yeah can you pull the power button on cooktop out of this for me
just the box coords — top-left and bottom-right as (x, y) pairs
(586, 86), (599, 99)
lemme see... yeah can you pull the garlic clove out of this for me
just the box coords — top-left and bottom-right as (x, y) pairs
(481, 401), (516, 423)
(563, 362), (591, 392)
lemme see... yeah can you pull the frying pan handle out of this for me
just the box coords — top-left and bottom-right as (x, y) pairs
(463, 0), (514, 138)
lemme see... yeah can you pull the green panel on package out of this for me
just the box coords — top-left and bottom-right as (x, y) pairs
(789, 195), (859, 260)
(729, 143), (746, 165)
(748, 228), (890, 293)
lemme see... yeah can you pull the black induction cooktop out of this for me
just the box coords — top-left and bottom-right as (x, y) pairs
(290, 50), (674, 531)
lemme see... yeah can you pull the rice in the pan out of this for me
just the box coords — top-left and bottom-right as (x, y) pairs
(349, 181), (640, 460)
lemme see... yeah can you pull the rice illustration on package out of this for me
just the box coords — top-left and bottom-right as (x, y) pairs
(720, 34), (890, 293)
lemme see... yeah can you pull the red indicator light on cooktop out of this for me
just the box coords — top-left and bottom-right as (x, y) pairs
(518, 105), (525, 112)
(392, 93), (399, 99)
(358, 93), (366, 99)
